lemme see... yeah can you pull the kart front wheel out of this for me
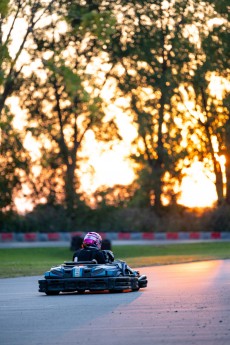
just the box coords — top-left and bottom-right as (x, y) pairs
(109, 289), (123, 293)
(132, 288), (140, 292)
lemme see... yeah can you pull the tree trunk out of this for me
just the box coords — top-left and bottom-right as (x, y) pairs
(214, 159), (224, 205)
(200, 87), (225, 205)
(153, 161), (163, 212)
(225, 116), (230, 204)
(65, 162), (77, 217)
(226, 161), (230, 204)
(154, 79), (166, 213)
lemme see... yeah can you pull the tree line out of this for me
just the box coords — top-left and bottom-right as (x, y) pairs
(0, 0), (229, 232)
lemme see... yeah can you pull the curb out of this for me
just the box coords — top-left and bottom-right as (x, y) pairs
(1, 231), (230, 242)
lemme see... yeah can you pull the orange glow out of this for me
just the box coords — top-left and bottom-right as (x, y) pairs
(176, 260), (221, 276)
(178, 162), (217, 207)
(79, 130), (135, 195)
(154, 260), (224, 293)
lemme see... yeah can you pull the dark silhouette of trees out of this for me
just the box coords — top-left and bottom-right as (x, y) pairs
(104, 0), (200, 212)
(178, 2), (229, 205)
(0, 0), (55, 211)
(18, 0), (120, 217)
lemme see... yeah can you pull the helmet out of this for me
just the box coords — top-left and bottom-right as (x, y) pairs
(83, 232), (102, 250)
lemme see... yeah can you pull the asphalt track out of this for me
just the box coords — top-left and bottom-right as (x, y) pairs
(0, 259), (230, 345)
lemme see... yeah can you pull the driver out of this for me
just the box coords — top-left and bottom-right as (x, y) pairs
(72, 232), (114, 264)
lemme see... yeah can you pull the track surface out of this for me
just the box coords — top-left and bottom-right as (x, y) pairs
(0, 260), (230, 345)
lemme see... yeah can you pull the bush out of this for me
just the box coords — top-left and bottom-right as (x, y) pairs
(1, 202), (230, 233)
(205, 205), (230, 232)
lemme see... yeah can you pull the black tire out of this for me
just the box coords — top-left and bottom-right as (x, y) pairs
(77, 289), (85, 294)
(101, 239), (112, 250)
(109, 289), (123, 293)
(132, 288), (140, 292)
(70, 236), (83, 251)
(45, 291), (60, 295)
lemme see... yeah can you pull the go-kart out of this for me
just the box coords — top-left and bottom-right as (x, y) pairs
(38, 259), (148, 295)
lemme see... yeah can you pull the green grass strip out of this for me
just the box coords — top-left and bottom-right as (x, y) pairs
(0, 242), (230, 278)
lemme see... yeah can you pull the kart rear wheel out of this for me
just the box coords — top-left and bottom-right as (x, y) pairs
(77, 289), (85, 294)
(45, 291), (60, 295)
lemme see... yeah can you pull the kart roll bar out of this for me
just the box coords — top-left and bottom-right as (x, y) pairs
(64, 260), (98, 266)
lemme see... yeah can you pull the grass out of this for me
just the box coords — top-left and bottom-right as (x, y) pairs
(1, 242), (230, 278)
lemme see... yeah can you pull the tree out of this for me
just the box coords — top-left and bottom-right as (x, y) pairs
(0, 0), (54, 211)
(102, 0), (230, 211)
(18, 0), (120, 217)
(178, 1), (230, 205)
(0, 109), (30, 211)
(104, 0), (199, 212)
(0, 0), (55, 114)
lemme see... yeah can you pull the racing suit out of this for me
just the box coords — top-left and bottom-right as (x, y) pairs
(73, 246), (114, 264)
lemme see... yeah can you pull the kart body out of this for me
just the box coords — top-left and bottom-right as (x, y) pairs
(38, 259), (148, 295)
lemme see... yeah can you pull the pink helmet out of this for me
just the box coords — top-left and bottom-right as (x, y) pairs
(83, 232), (102, 249)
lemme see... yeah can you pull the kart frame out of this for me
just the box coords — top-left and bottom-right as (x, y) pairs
(38, 260), (147, 295)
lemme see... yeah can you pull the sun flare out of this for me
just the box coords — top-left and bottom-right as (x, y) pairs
(178, 162), (217, 207)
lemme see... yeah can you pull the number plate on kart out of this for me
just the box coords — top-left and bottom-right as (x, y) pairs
(73, 267), (83, 277)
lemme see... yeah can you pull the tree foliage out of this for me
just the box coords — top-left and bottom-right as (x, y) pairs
(103, 0), (201, 211)
(0, 0), (55, 211)
(0, 110), (30, 210)
(17, 0), (120, 217)
(0, 0), (229, 226)
(178, 1), (230, 205)
(101, 0), (229, 210)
